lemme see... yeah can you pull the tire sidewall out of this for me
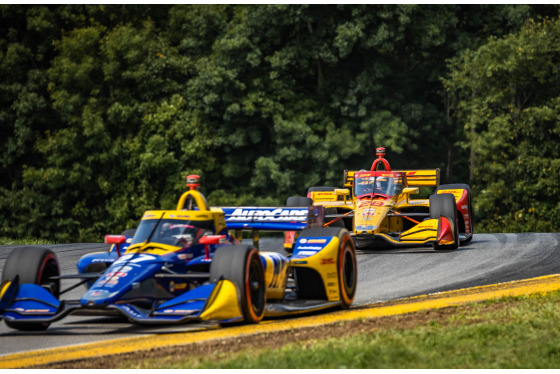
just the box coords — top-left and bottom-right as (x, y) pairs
(243, 247), (265, 323)
(337, 231), (357, 308)
(2, 246), (60, 297)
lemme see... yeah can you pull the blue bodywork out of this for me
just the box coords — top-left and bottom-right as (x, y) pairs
(0, 205), (326, 328)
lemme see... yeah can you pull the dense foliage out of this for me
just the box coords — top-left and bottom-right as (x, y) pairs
(0, 5), (558, 241)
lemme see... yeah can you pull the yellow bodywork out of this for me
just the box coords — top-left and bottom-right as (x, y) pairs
(199, 279), (243, 322)
(126, 189), (228, 256)
(261, 252), (289, 300)
(309, 168), (447, 246)
(290, 236), (342, 302)
(0, 280), (11, 299)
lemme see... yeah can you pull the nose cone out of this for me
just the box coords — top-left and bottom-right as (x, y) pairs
(354, 200), (390, 233)
(81, 256), (160, 307)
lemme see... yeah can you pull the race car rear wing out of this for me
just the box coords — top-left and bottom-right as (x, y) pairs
(343, 169), (440, 188)
(219, 206), (324, 231)
(397, 169), (440, 188)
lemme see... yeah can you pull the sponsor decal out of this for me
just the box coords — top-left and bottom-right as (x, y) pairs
(226, 208), (308, 222)
(23, 309), (51, 313)
(104, 271), (128, 280)
(169, 281), (188, 292)
(298, 238), (328, 244)
(120, 305), (143, 318)
(116, 265), (134, 273)
(296, 246), (323, 251)
(321, 258), (335, 265)
(296, 250), (320, 256)
(361, 208), (376, 216)
(307, 239), (327, 244)
(178, 253), (194, 260)
(114, 254), (156, 264)
(327, 272), (337, 279)
(292, 260), (308, 265)
(163, 309), (196, 314)
(84, 289), (110, 299)
(355, 225), (376, 231)
(327, 282), (336, 287)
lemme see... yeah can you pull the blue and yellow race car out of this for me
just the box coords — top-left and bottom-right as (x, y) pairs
(0, 176), (357, 330)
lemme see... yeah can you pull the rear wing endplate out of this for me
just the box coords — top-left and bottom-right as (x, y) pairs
(343, 170), (356, 188)
(219, 206), (324, 231)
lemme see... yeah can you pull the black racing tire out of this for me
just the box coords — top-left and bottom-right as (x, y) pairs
(296, 227), (357, 308)
(286, 196), (313, 207)
(324, 207), (345, 228)
(430, 194), (459, 250)
(436, 184), (474, 244)
(1, 246), (60, 331)
(210, 245), (265, 324)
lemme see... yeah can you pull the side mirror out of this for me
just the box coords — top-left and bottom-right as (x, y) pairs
(199, 235), (227, 245)
(104, 235), (127, 245)
(402, 187), (419, 195)
(335, 188), (350, 196)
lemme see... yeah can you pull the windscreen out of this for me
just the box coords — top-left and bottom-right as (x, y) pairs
(131, 219), (212, 248)
(354, 175), (403, 197)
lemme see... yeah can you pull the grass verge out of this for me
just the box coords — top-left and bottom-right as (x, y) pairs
(0, 237), (54, 245)
(114, 291), (560, 369)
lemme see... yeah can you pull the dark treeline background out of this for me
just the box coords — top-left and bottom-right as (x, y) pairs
(1, 4), (559, 242)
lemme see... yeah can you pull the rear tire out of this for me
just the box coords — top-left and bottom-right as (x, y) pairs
(295, 227), (357, 308)
(1, 247), (60, 331)
(210, 245), (265, 324)
(430, 194), (459, 250)
(286, 196), (313, 207)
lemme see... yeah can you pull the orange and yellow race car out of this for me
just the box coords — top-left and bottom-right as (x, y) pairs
(287, 147), (473, 250)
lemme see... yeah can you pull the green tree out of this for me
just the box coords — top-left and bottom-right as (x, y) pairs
(445, 16), (560, 232)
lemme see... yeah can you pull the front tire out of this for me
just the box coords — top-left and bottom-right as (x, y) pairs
(430, 194), (459, 250)
(210, 245), (265, 324)
(436, 183), (474, 244)
(1, 246), (60, 330)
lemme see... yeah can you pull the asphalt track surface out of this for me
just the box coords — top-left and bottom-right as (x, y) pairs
(0, 233), (559, 357)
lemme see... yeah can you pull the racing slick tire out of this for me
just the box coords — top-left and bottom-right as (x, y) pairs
(1, 246), (60, 331)
(210, 245), (265, 325)
(295, 227), (357, 308)
(430, 194), (460, 251)
(436, 183), (474, 244)
(286, 196), (313, 207)
(324, 208), (345, 228)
